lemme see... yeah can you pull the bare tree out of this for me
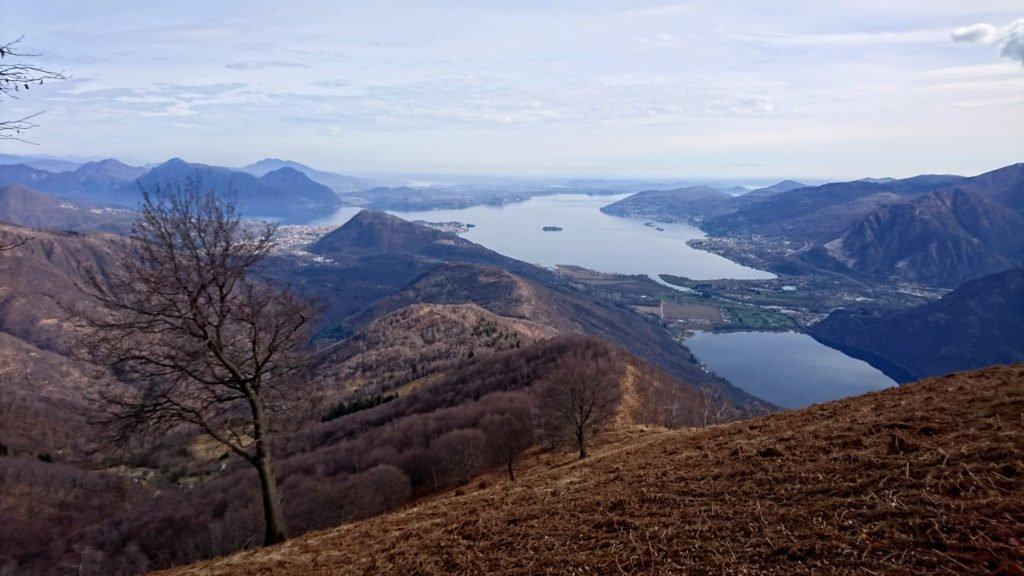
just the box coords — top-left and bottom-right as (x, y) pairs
(481, 409), (533, 481)
(537, 346), (621, 459)
(699, 385), (730, 427)
(1, 37), (70, 143)
(75, 178), (317, 546)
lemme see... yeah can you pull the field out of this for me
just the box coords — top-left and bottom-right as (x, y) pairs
(660, 300), (722, 323)
(163, 365), (1024, 576)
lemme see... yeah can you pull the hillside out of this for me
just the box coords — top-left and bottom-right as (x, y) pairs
(311, 303), (559, 402)
(809, 266), (1024, 382)
(816, 188), (1024, 286)
(343, 262), (767, 412)
(0, 332), (715, 574)
(163, 364), (1024, 575)
(0, 183), (135, 233)
(600, 185), (734, 221)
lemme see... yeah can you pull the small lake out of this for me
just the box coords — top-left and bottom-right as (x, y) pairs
(317, 194), (774, 282)
(684, 331), (897, 408)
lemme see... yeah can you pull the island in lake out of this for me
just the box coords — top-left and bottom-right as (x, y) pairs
(542, 226), (563, 232)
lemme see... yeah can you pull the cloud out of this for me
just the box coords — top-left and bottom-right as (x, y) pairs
(951, 23), (998, 43)
(225, 60), (310, 71)
(952, 19), (1024, 64)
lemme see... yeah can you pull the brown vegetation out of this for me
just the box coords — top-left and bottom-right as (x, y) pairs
(162, 365), (1024, 576)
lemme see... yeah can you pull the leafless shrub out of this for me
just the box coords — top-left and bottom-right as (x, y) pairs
(480, 407), (533, 481)
(340, 464), (412, 521)
(430, 428), (487, 486)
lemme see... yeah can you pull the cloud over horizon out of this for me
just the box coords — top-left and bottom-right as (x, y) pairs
(952, 19), (1024, 64)
(1, 1), (1022, 179)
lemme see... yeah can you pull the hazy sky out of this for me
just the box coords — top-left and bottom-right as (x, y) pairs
(1, 1), (1022, 180)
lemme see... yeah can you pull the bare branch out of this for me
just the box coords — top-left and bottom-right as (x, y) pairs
(0, 36), (70, 143)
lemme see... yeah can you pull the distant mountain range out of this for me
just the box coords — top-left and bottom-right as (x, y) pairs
(810, 188), (1024, 286)
(809, 266), (1024, 382)
(600, 180), (809, 222)
(240, 158), (370, 193)
(135, 158), (341, 219)
(0, 158), (343, 222)
(0, 153), (87, 173)
(603, 163), (1023, 287)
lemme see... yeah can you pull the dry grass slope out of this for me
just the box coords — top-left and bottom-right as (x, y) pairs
(163, 364), (1024, 575)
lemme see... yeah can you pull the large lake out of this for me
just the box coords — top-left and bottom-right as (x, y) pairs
(318, 194), (898, 408)
(317, 194), (774, 281)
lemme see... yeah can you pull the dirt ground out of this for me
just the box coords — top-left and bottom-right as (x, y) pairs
(161, 364), (1024, 575)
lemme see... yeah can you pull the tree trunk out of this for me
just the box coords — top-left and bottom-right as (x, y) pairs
(507, 457), (516, 482)
(576, 427), (587, 459)
(255, 455), (287, 545)
(249, 392), (287, 546)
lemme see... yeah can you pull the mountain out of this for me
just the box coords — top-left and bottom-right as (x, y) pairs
(71, 158), (147, 183)
(811, 188), (1024, 286)
(747, 179), (807, 197)
(704, 177), (958, 242)
(130, 158), (342, 220)
(0, 154), (83, 172)
(809, 266), (1024, 382)
(259, 166), (339, 205)
(0, 183), (135, 233)
(308, 210), (551, 283)
(159, 364), (1024, 576)
(600, 185), (735, 221)
(704, 165), (1023, 244)
(240, 158), (368, 193)
(944, 162), (1024, 214)
(0, 159), (145, 204)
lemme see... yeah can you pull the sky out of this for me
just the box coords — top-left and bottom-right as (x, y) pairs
(1, 0), (1022, 181)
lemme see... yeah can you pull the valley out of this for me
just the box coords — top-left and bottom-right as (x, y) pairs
(2, 4), (1022, 573)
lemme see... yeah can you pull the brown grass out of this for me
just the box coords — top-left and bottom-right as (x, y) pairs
(161, 365), (1024, 575)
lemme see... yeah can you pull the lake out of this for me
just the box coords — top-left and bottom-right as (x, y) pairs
(317, 194), (775, 282)
(318, 194), (897, 408)
(684, 331), (897, 408)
